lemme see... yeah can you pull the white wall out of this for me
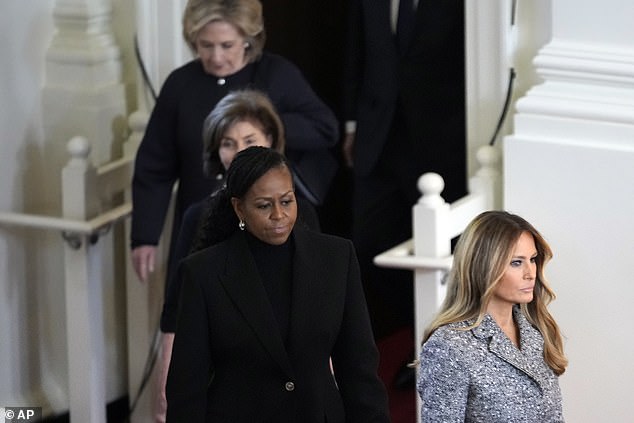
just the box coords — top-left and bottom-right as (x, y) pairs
(0, 0), (139, 415)
(505, 0), (634, 421)
(0, 0), (57, 410)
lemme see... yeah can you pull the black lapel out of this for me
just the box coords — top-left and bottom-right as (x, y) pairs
(220, 232), (293, 376)
(286, 229), (326, 353)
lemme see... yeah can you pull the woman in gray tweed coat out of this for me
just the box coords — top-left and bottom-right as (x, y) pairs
(417, 211), (568, 422)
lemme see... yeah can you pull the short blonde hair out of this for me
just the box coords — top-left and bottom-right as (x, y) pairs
(182, 0), (265, 62)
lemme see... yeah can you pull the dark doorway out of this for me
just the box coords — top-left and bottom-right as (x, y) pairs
(261, 0), (353, 237)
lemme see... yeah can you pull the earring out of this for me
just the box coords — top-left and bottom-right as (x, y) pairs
(238, 220), (246, 231)
(244, 42), (250, 49)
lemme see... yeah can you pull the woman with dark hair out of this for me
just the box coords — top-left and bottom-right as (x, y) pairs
(155, 89), (321, 421)
(417, 211), (567, 422)
(166, 147), (389, 422)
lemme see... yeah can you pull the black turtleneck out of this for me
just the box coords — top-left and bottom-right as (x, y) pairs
(245, 231), (294, 344)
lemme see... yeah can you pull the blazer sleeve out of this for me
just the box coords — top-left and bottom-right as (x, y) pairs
(130, 70), (182, 247)
(166, 260), (212, 422)
(257, 54), (339, 152)
(418, 335), (469, 422)
(160, 200), (205, 333)
(329, 240), (390, 422)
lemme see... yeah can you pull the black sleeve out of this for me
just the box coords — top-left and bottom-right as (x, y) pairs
(166, 259), (212, 422)
(160, 200), (205, 333)
(130, 70), (183, 247)
(257, 54), (340, 152)
(330, 240), (390, 422)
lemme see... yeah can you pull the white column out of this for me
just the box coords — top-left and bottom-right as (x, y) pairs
(504, 1), (634, 421)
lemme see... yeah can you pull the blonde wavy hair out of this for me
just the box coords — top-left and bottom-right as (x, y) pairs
(423, 211), (568, 375)
(182, 0), (265, 62)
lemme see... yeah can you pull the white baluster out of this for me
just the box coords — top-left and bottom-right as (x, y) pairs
(471, 145), (502, 210)
(61, 136), (107, 423)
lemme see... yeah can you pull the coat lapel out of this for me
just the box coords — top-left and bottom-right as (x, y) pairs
(286, 229), (323, 353)
(220, 232), (293, 376)
(472, 310), (550, 391)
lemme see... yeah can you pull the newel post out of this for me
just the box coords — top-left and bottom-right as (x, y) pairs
(411, 172), (451, 379)
(61, 136), (107, 423)
(470, 145), (502, 210)
(123, 111), (160, 423)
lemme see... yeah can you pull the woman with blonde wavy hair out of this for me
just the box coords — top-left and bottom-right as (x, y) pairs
(418, 210), (567, 422)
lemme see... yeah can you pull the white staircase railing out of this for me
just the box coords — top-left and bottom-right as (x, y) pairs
(374, 144), (501, 421)
(0, 114), (144, 422)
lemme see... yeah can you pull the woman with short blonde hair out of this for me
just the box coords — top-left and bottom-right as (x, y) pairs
(182, 0), (265, 62)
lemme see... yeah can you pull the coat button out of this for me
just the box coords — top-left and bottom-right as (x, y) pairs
(285, 381), (295, 391)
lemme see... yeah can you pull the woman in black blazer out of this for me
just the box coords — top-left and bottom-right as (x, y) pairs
(166, 147), (389, 422)
(155, 90), (322, 419)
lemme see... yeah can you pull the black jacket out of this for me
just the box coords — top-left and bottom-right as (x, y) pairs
(343, 0), (466, 200)
(166, 227), (389, 422)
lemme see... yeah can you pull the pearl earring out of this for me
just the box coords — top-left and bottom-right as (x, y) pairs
(238, 220), (246, 231)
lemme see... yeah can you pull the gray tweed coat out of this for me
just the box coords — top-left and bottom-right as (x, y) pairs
(417, 307), (564, 422)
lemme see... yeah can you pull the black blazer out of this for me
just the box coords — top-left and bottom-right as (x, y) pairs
(159, 191), (321, 333)
(343, 0), (466, 200)
(166, 228), (389, 422)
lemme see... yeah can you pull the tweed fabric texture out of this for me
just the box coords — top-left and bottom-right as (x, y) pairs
(417, 307), (564, 422)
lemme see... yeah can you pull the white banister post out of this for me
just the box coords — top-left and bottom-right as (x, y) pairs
(61, 136), (107, 423)
(413, 173), (451, 257)
(411, 173), (451, 418)
(123, 111), (149, 158)
(412, 173), (451, 339)
(122, 110), (149, 422)
(412, 173), (452, 422)
(123, 111), (160, 423)
(470, 145), (502, 210)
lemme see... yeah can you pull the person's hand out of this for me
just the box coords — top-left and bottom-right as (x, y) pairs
(154, 332), (174, 423)
(131, 245), (157, 283)
(342, 132), (355, 168)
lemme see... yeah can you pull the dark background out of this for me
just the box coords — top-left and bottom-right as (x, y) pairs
(261, 0), (353, 238)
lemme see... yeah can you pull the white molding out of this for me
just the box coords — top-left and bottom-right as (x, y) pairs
(46, 0), (122, 86)
(535, 39), (634, 86)
(514, 39), (634, 143)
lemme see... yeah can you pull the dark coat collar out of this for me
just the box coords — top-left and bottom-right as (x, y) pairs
(219, 228), (323, 378)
